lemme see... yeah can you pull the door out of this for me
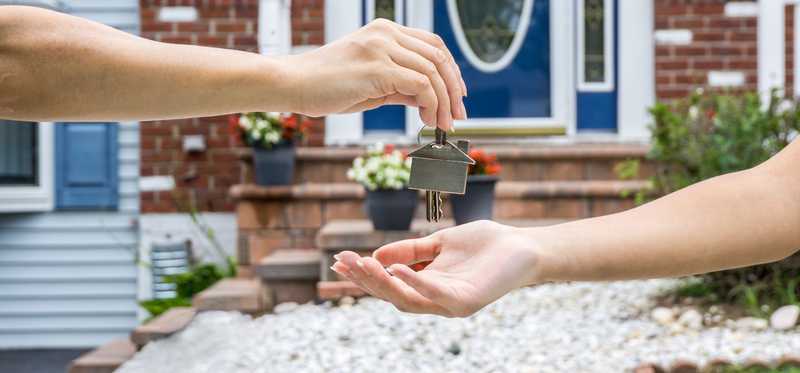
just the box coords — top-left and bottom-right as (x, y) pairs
(362, 0), (407, 133)
(576, 0), (617, 132)
(434, 0), (551, 119)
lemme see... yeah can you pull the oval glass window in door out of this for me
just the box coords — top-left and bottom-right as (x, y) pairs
(448, 0), (534, 73)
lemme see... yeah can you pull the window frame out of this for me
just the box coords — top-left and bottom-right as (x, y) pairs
(0, 123), (54, 213)
(576, 0), (615, 92)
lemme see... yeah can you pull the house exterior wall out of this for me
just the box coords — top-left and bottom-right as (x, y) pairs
(138, 0), (325, 213)
(0, 2), (141, 349)
(137, 0), (794, 214)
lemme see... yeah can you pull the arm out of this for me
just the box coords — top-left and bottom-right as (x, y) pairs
(0, 6), (465, 128)
(332, 140), (800, 317)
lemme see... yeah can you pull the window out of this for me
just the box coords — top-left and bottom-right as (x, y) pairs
(0, 122), (54, 212)
(577, 0), (614, 91)
(365, 0), (404, 25)
(0, 122), (38, 186)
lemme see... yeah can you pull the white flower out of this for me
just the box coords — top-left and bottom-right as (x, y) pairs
(256, 118), (268, 130)
(239, 116), (251, 129)
(346, 169), (355, 180)
(250, 129), (261, 140)
(777, 99), (793, 115)
(265, 131), (281, 144)
(353, 157), (364, 168)
(688, 106), (699, 121)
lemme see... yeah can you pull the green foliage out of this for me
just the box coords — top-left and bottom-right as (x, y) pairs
(139, 263), (230, 319)
(623, 89), (800, 318)
(139, 297), (192, 319)
(167, 263), (226, 300)
(714, 365), (800, 373)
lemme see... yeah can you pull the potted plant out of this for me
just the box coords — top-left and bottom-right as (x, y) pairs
(450, 148), (501, 225)
(347, 143), (417, 230)
(238, 112), (309, 186)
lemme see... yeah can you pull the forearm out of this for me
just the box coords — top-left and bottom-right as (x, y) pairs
(0, 6), (293, 121)
(528, 144), (800, 283)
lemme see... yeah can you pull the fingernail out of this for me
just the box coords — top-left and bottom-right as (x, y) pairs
(356, 259), (365, 269)
(460, 102), (468, 119)
(333, 254), (342, 261)
(385, 267), (395, 276)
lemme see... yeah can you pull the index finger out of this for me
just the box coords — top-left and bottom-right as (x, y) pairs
(372, 234), (441, 267)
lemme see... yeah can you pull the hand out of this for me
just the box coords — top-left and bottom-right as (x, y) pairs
(283, 18), (467, 130)
(331, 220), (541, 317)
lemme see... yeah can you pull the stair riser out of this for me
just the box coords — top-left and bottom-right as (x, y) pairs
(236, 196), (635, 266)
(245, 158), (654, 183)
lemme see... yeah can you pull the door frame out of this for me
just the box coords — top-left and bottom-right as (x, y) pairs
(324, 0), (653, 143)
(407, 0), (575, 137)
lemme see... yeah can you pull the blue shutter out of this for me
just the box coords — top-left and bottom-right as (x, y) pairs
(55, 123), (119, 210)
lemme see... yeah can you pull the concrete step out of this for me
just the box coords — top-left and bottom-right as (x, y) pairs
(68, 339), (136, 373)
(193, 278), (271, 315)
(130, 307), (196, 348)
(255, 249), (321, 305)
(237, 143), (653, 183)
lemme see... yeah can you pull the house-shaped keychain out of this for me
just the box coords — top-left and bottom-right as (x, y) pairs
(407, 131), (475, 195)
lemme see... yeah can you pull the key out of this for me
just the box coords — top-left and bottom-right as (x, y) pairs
(408, 128), (475, 223)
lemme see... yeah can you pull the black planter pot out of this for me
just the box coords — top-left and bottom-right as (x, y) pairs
(253, 142), (295, 186)
(450, 175), (498, 225)
(364, 188), (418, 231)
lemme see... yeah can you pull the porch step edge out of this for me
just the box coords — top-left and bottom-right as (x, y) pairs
(230, 180), (650, 201)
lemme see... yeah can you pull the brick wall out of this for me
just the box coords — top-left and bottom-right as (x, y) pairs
(139, 0), (325, 213)
(654, 0), (757, 99)
(654, 0), (795, 100)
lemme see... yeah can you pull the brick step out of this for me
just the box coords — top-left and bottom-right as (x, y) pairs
(318, 281), (367, 301)
(255, 249), (320, 305)
(238, 143), (653, 183)
(68, 339), (136, 373)
(130, 307), (196, 348)
(193, 278), (271, 315)
(232, 181), (644, 266)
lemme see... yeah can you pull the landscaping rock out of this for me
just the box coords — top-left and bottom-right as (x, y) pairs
(735, 317), (768, 331)
(274, 302), (300, 314)
(339, 296), (355, 307)
(651, 307), (675, 325)
(770, 305), (800, 330)
(116, 280), (800, 373)
(677, 309), (703, 329)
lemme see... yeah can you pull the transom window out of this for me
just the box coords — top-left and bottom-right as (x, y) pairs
(455, 0), (525, 64)
(0, 121), (38, 186)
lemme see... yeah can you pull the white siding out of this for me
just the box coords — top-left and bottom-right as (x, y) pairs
(0, 0), (140, 348)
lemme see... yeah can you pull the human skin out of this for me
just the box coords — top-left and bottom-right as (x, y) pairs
(0, 6), (465, 129)
(332, 139), (800, 317)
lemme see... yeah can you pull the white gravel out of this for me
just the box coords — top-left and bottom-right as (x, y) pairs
(118, 280), (800, 373)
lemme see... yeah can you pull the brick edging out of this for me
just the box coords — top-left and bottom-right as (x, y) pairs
(229, 180), (650, 201)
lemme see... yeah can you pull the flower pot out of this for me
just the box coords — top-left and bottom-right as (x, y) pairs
(364, 188), (418, 231)
(253, 142), (295, 186)
(450, 175), (498, 225)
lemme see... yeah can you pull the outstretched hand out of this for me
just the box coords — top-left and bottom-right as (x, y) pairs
(331, 221), (541, 317)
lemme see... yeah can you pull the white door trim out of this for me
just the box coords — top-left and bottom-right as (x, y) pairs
(616, 0), (654, 140)
(758, 0), (785, 102)
(324, 0), (364, 145)
(407, 0), (574, 135)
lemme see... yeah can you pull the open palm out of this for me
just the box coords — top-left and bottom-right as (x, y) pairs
(332, 220), (539, 317)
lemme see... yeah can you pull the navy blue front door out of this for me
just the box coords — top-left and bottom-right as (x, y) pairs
(434, 0), (551, 119)
(363, 0), (407, 133)
(576, 0), (618, 131)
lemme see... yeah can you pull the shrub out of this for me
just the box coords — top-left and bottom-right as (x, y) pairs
(620, 88), (800, 317)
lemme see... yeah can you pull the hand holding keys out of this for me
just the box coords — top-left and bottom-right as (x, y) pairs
(407, 128), (475, 222)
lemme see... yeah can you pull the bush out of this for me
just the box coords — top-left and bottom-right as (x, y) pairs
(620, 88), (800, 317)
(140, 262), (232, 319)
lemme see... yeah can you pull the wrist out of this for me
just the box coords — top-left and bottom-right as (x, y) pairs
(248, 54), (303, 113)
(512, 225), (561, 286)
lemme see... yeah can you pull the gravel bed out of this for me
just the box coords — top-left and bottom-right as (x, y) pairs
(118, 279), (800, 373)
